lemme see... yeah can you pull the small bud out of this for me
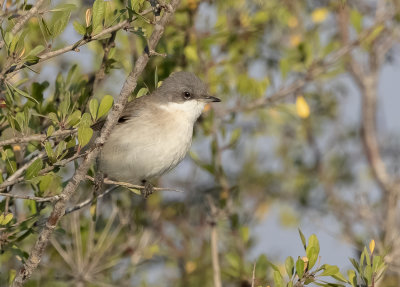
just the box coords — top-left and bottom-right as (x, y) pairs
(85, 8), (92, 27)
(369, 239), (375, 254)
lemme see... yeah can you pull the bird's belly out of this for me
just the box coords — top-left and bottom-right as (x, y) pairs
(99, 120), (193, 184)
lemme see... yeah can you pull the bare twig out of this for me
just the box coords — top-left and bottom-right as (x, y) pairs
(0, 151), (87, 191)
(0, 129), (76, 148)
(12, 1), (181, 285)
(251, 262), (256, 287)
(207, 196), (222, 287)
(0, 0), (45, 50)
(5, 8), (154, 79)
(227, 14), (393, 114)
(338, 1), (400, 271)
(64, 175), (183, 214)
(0, 151), (46, 191)
(0, 192), (64, 202)
(88, 176), (184, 193)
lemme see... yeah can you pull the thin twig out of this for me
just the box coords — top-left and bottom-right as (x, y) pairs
(12, 1), (181, 285)
(65, 185), (116, 215)
(0, 151), (46, 191)
(0, 129), (76, 148)
(207, 196), (222, 287)
(85, 176), (183, 193)
(0, 151), (87, 191)
(5, 8), (154, 78)
(251, 262), (256, 287)
(0, 0), (45, 50)
(0, 192), (64, 202)
(227, 14), (393, 114)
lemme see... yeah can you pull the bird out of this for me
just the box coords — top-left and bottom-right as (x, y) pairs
(97, 71), (220, 195)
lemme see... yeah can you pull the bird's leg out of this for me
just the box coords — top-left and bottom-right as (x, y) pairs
(94, 172), (105, 196)
(141, 179), (154, 198)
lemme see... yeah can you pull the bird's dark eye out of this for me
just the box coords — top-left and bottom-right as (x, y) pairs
(183, 91), (191, 100)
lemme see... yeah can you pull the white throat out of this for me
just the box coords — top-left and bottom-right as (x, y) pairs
(159, 100), (206, 123)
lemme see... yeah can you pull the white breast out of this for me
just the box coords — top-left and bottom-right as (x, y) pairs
(99, 101), (205, 184)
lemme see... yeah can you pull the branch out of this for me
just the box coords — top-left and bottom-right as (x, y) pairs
(0, 151), (87, 191)
(5, 8), (154, 78)
(12, 1), (181, 285)
(227, 14), (393, 114)
(0, 0), (45, 50)
(0, 192), (64, 203)
(207, 196), (222, 287)
(0, 151), (46, 191)
(0, 128), (76, 148)
(63, 176), (183, 214)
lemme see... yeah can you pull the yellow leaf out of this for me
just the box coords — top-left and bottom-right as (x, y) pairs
(129, 188), (141, 195)
(185, 261), (197, 273)
(13, 145), (21, 152)
(302, 256), (309, 270)
(369, 239), (375, 254)
(290, 34), (301, 47)
(296, 96), (310, 118)
(311, 8), (329, 23)
(288, 16), (298, 28)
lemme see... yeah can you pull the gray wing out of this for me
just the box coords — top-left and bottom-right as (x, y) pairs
(91, 97), (148, 131)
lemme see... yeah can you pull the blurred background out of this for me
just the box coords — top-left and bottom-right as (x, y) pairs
(0, 0), (399, 286)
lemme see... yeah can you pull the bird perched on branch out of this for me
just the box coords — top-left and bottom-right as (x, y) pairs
(96, 71), (220, 196)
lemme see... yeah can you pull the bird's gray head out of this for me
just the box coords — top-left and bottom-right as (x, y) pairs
(152, 71), (220, 122)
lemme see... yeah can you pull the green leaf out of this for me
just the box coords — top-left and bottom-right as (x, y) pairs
(49, 3), (76, 12)
(66, 110), (82, 127)
(55, 141), (67, 159)
(332, 272), (349, 283)
(364, 265), (372, 285)
(280, 58), (290, 79)
(25, 159), (43, 179)
(298, 228), (307, 250)
(350, 9), (363, 33)
(78, 127), (93, 147)
(347, 270), (357, 287)
(80, 112), (93, 127)
(320, 264), (339, 276)
(89, 99), (99, 120)
(44, 142), (55, 163)
(273, 271), (284, 287)
(285, 256), (294, 277)
(51, 11), (72, 38)
(184, 45), (199, 62)
(97, 95), (114, 119)
(154, 66), (159, 89)
(349, 258), (359, 273)
(26, 45), (45, 57)
(92, 0), (105, 34)
(306, 247), (318, 270)
(59, 93), (71, 119)
(48, 112), (59, 124)
(296, 258), (304, 278)
(7, 83), (39, 104)
(136, 87), (148, 98)
(73, 21), (86, 35)
(306, 234), (320, 269)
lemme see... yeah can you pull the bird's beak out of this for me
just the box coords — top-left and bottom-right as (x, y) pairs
(202, 95), (221, 102)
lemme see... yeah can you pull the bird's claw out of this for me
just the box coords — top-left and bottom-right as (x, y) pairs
(141, 180), (154, 199)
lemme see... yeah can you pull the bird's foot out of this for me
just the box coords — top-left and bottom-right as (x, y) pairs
(94, 172), (104, 196)
(141, 180), (154, 199)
